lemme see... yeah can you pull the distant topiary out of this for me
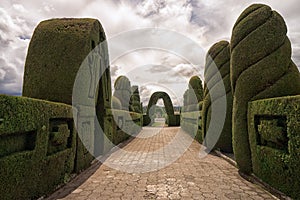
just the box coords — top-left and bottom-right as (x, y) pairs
(129, 85), (142, 113)
(111, 96), (122, 110)
(182, 76), (203, 112)
(202, 41), (233, 153)
(188, 76), (203, 104)
(145, 91), (179, 126)
(113, 76), (131, 110)
(231, 4), (300, 173)
(183, 89), (188, 107)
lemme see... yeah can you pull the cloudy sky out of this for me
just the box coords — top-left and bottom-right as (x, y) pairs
(1, 0), (300, 106)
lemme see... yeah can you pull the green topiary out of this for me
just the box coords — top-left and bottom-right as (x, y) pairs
(111, 96), (122, 110)
(22, 18), (109, 106)
(231, 4), (300, 173)
(21, 18), (113, 161)
(0, 95), (77, 200)
(113, 76), (131, 110)
(183, 89), (188, 107)
(144, 91), (179, 126)
(188, 76), (204, 103)
(202, 41), (233, 153)
(248, 95), (300, 199)
(129, 85), (142, 113)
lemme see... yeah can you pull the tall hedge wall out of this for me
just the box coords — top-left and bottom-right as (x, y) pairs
(0, 95), (77, 200)
(111, 109), (143, 144)
(180, 101), (203, 143)
(202, 41), (233, 153)
(248, 95), (300, 199)
(230, 4), (300, 173)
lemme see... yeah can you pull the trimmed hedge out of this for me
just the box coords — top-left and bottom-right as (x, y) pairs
(188, 76), (203, 105)
(230, 4), (300, 173)
(23, 18), (108, 106)
(111, 109), (143, 144)
(144, 91), (179, 126)
(129, 85), (142, 113)
(202, 41), (233, 153)
(113, 76), (131, 110)
(167, 114), (181, 127)
(248, 95), (300, 199)
(0, 95), (77, 200)
(180, 109), (202, 143)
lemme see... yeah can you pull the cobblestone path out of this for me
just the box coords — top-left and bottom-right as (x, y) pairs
(47, 127), (277, 200)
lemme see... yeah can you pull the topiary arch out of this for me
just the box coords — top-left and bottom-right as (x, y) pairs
(147, 92), (174, 116)
(144, 91), (180, 126)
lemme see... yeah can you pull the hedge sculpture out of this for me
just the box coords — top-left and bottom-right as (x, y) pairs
(248, 95), (300, 199)
(202, 41), (233, 153)
(144, 91), (180, 126)
(129, 85), (142, 113)
(111, 96), (122, 110)
(188, 76), (203, 104)
(182, 76), (204, 112)
(231, 4), (300, 173)
(0, 95), (76, 200)
(22, 17), (113, 165)
(183, 89), (188, 108)
(23, 18), (110, 106)
(113, 76), (131, 110)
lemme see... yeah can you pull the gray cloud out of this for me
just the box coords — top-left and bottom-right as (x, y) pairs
(0, 0), (299, 102)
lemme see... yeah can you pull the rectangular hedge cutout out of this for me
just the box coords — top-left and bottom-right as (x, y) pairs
(248, 95), (300, 199)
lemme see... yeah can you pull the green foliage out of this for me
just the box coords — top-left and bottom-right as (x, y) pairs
(189, 76), (203, 104)
(202, 41), (233, 153)
(167, 115), (180, 127)
(0, 95), (76, 200)
(231, 4), (300, 173)
(180, 110), (202, 142)
(144, 91), (179, 126)
(248, 95), (300, 199)
(112, 96), (122, 110)
(113, 76), (132, 110)
(111, 109), (143, 144)
(22, 18), (108, 105)
(129, 85), (142, 113)
(183, 76), (204, 112)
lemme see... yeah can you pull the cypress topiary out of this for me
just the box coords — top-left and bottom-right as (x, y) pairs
(113, 76), (131, 110)
(202, 41), (233, 153)
(129, 85), (142, 113)
(231, 4), (300, 173)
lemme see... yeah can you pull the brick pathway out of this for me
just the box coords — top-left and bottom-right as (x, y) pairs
(47, 127), (277, 200)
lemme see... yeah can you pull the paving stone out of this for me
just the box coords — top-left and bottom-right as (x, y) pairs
(47, 127), (277, 200)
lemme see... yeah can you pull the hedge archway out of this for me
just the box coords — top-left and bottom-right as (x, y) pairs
(144, 91), (180, 126)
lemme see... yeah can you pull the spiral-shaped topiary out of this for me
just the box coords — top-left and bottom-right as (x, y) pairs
(202, 40), (233, 153)
(113, 76), (131, 110)
(231, 4), (300, 173)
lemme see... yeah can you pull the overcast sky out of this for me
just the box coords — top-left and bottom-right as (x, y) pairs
(0, 0), (300, 106)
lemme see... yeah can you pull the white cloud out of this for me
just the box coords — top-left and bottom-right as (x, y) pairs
(0, 0), (299, 103)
